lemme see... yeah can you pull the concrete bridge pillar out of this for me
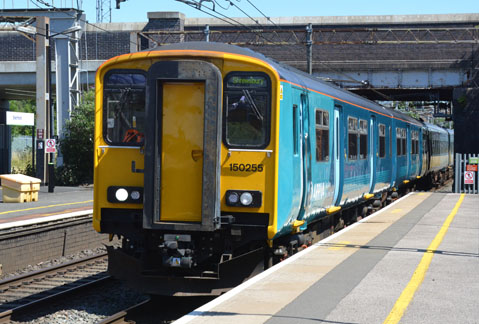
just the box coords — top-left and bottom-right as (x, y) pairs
(0, 99), (11, 174)
(453, 88), (479, 154)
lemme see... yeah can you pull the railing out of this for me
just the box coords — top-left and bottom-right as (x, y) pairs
(455, 153), (479, 194)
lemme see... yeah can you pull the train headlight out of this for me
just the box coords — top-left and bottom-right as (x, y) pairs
(226, 192), (239, 205)
(225, 190), (262, 208)
(240, 192), (253, 206)
(131, 190), (141, 200)
(107, 186), (143, 204)
(115, 188), (129, 202)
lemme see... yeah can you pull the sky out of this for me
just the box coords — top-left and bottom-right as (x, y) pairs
(86, 0), (479, 23)
(5, 0), (478, 23)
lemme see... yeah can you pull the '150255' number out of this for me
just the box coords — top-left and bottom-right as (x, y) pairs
(229, 163), (264, 172)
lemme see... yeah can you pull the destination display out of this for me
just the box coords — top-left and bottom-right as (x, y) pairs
(226, 75), (267, 88)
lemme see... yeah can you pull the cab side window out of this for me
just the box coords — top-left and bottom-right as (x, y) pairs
(103, 71), (146, 145)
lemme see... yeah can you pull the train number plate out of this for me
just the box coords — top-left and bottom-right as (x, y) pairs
(229, 163), (264, 172)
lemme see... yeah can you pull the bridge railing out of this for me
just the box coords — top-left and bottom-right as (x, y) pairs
(455, 153), (479, 194)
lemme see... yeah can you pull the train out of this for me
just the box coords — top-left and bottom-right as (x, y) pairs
(93, 42), (453, 296)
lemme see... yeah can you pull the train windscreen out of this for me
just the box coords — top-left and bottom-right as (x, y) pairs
(223, 73), (270, 148)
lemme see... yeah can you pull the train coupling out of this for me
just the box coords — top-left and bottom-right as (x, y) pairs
(161, 234), (195, 269)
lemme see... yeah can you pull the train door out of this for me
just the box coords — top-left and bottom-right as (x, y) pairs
(143, 60), (222, 230)
(369, 115), (377, 192)
(299, 93), (312, 217)
(159, 82), (204, 222)
(333, 104), (343, 206)
(406, 124), (411, 178)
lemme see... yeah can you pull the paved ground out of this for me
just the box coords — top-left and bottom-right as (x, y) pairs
(174, 193), (479, 324)
(0, 185), (93, 222)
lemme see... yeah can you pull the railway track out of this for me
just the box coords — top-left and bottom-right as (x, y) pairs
(0, 253), (109, 323)
(98, 299), (152, 324)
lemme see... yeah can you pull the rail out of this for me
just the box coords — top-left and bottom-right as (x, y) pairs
(0, 253), (109, 323)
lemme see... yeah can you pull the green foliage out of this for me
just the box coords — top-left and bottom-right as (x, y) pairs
(12, 162), (35, 177)
(57, 90), (95, 185)
(9, 100), (36, 137)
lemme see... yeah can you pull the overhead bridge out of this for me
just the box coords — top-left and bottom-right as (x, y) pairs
(0, 12), (477, 102)
(0, 11), (478, 175)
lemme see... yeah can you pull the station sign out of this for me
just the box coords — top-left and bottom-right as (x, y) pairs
(464, 171), (475, 185)
(6, 111), (34, 126)
(469, 157), (479, 164)
(45, 138), (57, 153)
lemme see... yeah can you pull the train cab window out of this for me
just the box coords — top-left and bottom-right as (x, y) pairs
(103, 71), (146, 145)
(348, 117), (358, 160)
(315, 109), (329, 162)
(359, 119), (368, 159)
(379, 124), (386, 158)
(224, 73), (270, 148)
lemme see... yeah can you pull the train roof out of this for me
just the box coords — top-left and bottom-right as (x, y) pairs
(150, 42), (421, 125)
(424, 122), (451, 135)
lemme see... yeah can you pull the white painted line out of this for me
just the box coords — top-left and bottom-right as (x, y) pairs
(173, 192), (416, 324)
(0, 209), (93, 230)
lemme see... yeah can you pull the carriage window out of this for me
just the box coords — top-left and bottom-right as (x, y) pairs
(348, 117), (358, 160)
(379, 124), (386, 158)
(396, 128), (402, 156)
(315, 109), (329, 162)
(389, 126), (392, 157)
(224, 73), (270, 148)
(411, 130), (419, 155)
(402, 128), (407, 156)
(359, 119), (368, 159)
(293, 104), (299, 155)
(103, 71), (146, 145)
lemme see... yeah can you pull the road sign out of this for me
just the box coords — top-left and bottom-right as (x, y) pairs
(45, 138), (56, 153)
(464, 171), (474, 185)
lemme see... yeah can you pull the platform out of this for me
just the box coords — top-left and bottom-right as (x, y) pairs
(175, 192), (479, 324)
(0, 185), (92, 226)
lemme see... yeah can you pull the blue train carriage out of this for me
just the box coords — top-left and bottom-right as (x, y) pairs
(389, 109), (424, 188)
(272, 62), (425, 242)
(422, 123), (453, 185)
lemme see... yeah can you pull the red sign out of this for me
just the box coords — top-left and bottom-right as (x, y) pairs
(464, 171), (475, 185)
(37, 128), (44, 140)
(466, 164), (478, 172)
(45, 138), (56, 153)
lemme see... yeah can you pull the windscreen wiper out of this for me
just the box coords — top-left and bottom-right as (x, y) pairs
(243, 89), (263, 122)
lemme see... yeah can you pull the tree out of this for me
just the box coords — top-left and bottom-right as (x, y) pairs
(57, 90), (95, 185)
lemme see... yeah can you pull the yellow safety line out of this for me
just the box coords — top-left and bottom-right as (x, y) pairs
(0, 200), (93, 215)
(383, 194), (465, 324)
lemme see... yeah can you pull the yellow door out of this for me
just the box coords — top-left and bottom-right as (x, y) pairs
(160, 82), (204, 222)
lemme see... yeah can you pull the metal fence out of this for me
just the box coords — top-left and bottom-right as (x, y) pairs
(455, 153), (479, 194)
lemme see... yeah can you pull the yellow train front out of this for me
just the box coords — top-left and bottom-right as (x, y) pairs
(93, 42), (279, 295)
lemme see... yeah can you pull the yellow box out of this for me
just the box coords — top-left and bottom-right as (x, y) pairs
(1, 174), (41, 203)
(2, 186), (31, 203)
